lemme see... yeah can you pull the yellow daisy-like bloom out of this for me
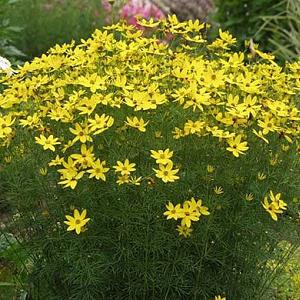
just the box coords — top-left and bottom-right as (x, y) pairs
(163, 202), (184, 220)
(58, 170), (85, 190)
(245, 193), (254, 201)
(153, 161), (179, 183)
(226, 134), (249, 157)
(262, 197), (282, 221)
(113, 159), (136, 175)
(257, 172), (267, 180)
(188, 197), (210, 216)
(270, 154), (279, 166)
(4, 155), (12, 163)
(48, 155), (64, 167)
(116, 174), (130, 185)
(215, 295), (226, 300)
(0, 115), (15, 137)
(69, 123), (92, 144)
(213, 186), (224, 195)
(176, 225), (193, 238)
(269, 190), (287, 210)
(125, 116), (149, 132)
(129, 176), (142, 186)
(35, 134), (61, 152)
(39, 167), (48, 176)
(64, 209), (90, 235)
(181, 201), (200, 228)
(70, 144), (95, 169)
(262, 191), (287, 221)
(207, 165), (215, 173)
(150, 149), (173, 165)
(87, 159), (109, 181)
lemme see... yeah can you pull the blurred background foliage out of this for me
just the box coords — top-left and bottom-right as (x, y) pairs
(0, 0), (25, 64)
(3, 0), (105, 60)
(211, 0), (300, 61)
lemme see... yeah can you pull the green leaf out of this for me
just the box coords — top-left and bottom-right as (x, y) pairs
(0, 282), (15, 286)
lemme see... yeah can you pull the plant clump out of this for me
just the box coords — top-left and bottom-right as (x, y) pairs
(0, 15), (299, 299)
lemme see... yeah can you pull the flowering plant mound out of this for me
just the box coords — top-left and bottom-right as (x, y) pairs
(0, 16), (299, 299)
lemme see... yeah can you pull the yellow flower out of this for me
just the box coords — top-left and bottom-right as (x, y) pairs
(35, 134), (61, 152)
(62, 140), (75, 153)
(69, 123), (92, 144)
(125, 116), (149, 132)
(153, 161), (179, 183)
(116, 174), (129, 185)
(262, 197), (281, 221)
(181, 201), (200, 228)
(87, 159), (109, 181)
(137, 17), (161, 28)
(70, 144), (95, 169)
(172, 127), (183, 139)
(219, 28), (236, 44)
(176, 225), (193, 238)
(154, 131), (162, 138)
(39, 167), (48, 176)
(163, 202), (184, 220)
(262, 191), (287, 221)
(64, 209), (90, 235)
(207, 165), (215, 173)
(252, 129), (269, 144)
(113, 159), (136, 175)
(215, 295), (226, 300)
(270, 154), (279, 166)
(226, 135), (249, 157)
(184, 120), (205, 135)
(88, 113), (114, 135)
(19, 113), (40, 128)
(129, 176), (142, 186)
(188, 197), (210, 216)
(0, 115), (15, 138)
(257, 172), (267, 180)
(58, 170), (85, 189)
(58, 158), (85, 189)
(48, 155), (64, 166)
(213, 186), (224, 195)
(258, 116), (279, 135)
(269, 190), (287, 210)
(150, 149), (173, 165)
(4, 155), (12, 163)
(245, 193), (254, 201)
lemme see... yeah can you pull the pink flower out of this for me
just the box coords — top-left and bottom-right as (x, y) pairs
(120, 0), (165, 29)
(102, 0), (112, 13)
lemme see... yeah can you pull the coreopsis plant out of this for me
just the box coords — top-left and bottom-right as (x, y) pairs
(0, 15), (299, 299)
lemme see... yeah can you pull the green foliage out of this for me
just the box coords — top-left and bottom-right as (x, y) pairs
(0, 0), (25, 63)
(259, 0), (300, 61)
(267, 241), (300, 300)
(211, 0), (286, 56)
(0, 231), (29, 300)
(4, 0), (106, 59)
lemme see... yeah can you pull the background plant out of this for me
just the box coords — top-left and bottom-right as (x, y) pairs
(0, 0), (25, 64)
(258, 0), (300, 61)
(211, 0), (287, 59)
(4, 0), (105, 60)
(0, 16), (299, 299)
